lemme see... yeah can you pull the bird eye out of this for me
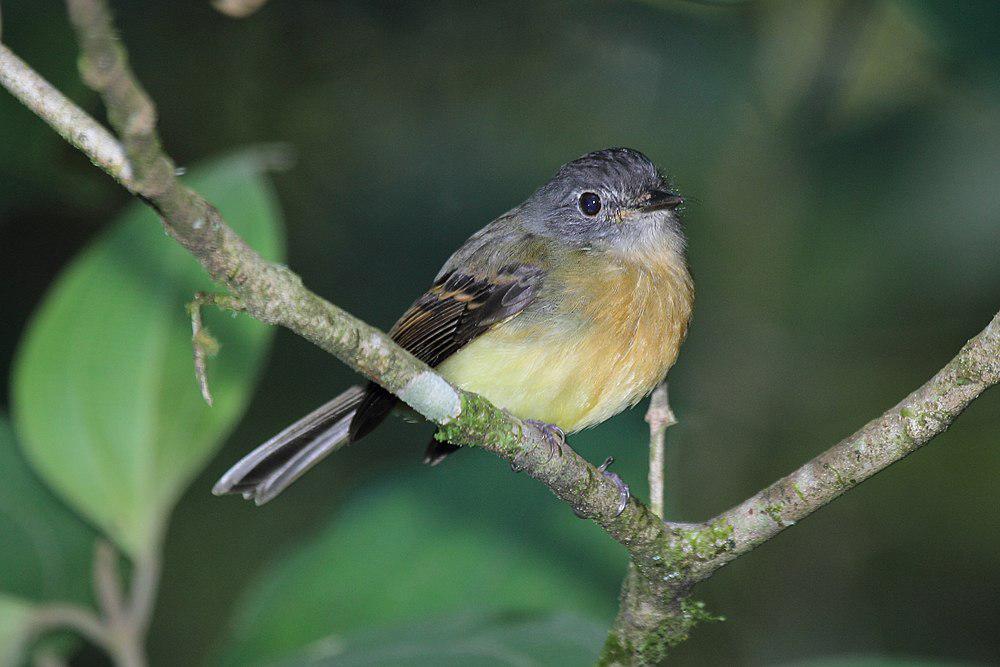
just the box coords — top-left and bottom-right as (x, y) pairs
(578, 192), (601, 216)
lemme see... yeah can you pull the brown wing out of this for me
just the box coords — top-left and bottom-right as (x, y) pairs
(348, 264), (544, 442)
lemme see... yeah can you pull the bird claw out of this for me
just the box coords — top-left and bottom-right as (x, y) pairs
(572, 456), (631, 519)
(598, 456), (630, 517)
(523, 419), (566, 463)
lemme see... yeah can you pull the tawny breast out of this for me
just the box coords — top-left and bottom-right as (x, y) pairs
(437, 249), (693, 432)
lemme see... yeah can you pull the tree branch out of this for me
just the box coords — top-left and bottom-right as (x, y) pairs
(645, 382), (676, 518)
(600, 310), (1000, 664)
(0, 44), (134, 187)
(1, 4), (997, 664)
(690, 312), (1000, 580)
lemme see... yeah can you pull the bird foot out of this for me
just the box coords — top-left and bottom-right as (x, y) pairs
(572, 456), (630, 519)
(598, 457), (630, 517)
(510, 419), (566, 472)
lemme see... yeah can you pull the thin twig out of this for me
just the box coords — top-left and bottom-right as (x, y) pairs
(645, 382), (676, 518)
(127, 548), (161, 640)
(92, 540), (125, 624)
(91, 539), (151, 667)
(19, 539), (155, 667)
(187, 292), (246, 405)
(66, 0), (173, 197)
(0, 45), (134, 187)
(189, 299), (214, 405)
(21, 604), (111, 659)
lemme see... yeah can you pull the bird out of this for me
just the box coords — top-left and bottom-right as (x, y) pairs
(213, 147), (693, 507)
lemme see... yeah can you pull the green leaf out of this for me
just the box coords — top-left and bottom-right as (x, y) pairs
(217, 479), (612, 667)
(0, 595), (36, 667)
(12, 151), (284, 558)
(0, 414), (96, 606)
(276, 611), (607, 667)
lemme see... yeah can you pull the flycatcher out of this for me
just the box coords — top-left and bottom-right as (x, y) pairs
(214, 147), (693, 505)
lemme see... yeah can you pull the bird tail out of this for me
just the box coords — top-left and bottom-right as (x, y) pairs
(212, 385), (365, 505)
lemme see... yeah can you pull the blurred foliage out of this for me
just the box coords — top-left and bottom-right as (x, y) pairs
(275, 612), (607, 667)
(0, 414), (96, 663)
(217, 471), (621, 666)
(0, 596), (35, 666)
(0, 414), (95, 607)
(0, 0), (998, 665)
(1, 153), (285, 664)
(11, 153), (284, 559)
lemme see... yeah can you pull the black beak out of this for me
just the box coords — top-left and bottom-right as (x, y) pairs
(639, 189), (684, 212)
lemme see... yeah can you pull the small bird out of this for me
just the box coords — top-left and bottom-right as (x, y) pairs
(214, 148), (693, 506)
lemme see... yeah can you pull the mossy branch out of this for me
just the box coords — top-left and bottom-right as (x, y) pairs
(599, 310), (1000, 665)
(1, 3), (998, 664)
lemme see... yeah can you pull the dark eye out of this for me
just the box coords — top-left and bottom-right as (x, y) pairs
(578, 192), (601, 216)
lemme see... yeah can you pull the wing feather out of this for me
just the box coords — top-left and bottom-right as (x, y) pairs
(348, 264), (544, 441)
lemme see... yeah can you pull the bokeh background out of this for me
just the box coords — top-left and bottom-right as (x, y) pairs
(1, 0), (999, 665)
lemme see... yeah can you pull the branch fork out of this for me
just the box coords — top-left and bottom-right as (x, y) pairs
(20, 540), (159, 667)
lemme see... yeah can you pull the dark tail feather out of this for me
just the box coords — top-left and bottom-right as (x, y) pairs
(356, 385), (462, 465)
(212, 385), (365, 505)
(423, 438), (461, 466)
(348, 383), (398, 442)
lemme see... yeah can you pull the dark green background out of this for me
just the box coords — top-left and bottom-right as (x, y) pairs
(1, 0), (998, 665)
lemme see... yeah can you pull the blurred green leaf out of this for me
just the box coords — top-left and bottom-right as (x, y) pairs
(276, 611), (607, 667)
(0, 12), (107, 211)
(12, 152), (284, 558)
(755, 0), (842, 118)
(217, 479), (612, 667)
(0, 595), (35, 667)
(837, 1), (939, 123)
(0, 413), (96, 607)
(754, 0), (937, 125)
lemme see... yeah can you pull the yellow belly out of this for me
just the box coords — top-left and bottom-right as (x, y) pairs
(437, 251), (693, 432)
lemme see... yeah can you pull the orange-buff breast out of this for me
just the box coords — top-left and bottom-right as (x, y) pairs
(436, 249), (693, 432)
